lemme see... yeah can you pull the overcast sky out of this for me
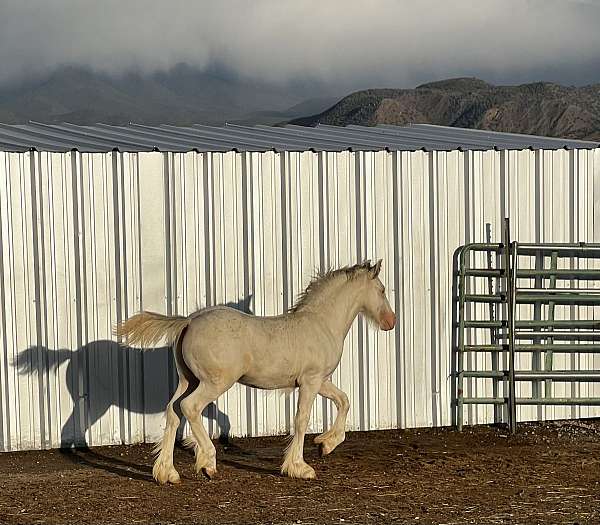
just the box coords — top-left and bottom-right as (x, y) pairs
(1, 0), (600, 90)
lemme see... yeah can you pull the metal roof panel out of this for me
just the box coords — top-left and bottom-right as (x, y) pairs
(0, 122), (596, 152)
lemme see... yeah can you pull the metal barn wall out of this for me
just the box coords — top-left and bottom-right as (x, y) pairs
(1, 148), (600, 452)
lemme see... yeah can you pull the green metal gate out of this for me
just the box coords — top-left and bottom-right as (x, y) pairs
(455, 219), (600, 433)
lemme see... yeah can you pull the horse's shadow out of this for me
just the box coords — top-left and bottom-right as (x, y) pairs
(15, 297), (255, 480)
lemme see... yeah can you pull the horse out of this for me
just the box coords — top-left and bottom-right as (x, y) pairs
(116, 259), (396, 484)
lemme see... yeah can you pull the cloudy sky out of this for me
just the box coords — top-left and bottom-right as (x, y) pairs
(1, 0), (600, 90)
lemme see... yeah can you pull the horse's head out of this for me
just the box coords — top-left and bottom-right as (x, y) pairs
(358, 259), (396, 331)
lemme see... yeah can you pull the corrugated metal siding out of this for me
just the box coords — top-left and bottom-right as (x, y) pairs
(1, 148), (600, 452)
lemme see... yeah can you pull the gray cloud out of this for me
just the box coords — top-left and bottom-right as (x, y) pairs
(1, 0), (600, 89)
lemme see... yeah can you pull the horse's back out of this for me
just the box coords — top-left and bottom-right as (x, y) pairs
(181, 306), (305, 386)
(184, 305), (269, 353)
(189, 305), (253, 320)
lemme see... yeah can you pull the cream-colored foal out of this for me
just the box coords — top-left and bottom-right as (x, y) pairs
(117, 260), (396, 484)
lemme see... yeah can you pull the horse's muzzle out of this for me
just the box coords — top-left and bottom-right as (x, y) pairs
(380, 311), (396, 331)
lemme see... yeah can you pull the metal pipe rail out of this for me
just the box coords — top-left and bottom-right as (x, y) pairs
(463, 370), (600, 381)
(465, 292), (600, 304)
(467, 269), (600, 279)
(464, 320), (600, 329)
(454, 221), (600, 433)
(463, 398), (600, 406)
(464, 344), (600, 353)
(516, 294), (600, 305)
(517, 269), (600, 279)
(514, 331), (600, 341)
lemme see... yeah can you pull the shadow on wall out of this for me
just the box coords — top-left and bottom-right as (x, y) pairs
(14, 297), (254, 449)
(15, 342), (232, 448)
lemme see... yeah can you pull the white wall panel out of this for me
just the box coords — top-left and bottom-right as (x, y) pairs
(1, 148), (600, 452)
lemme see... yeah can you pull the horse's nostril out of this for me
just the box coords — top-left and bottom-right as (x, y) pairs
(380, 312), (396, 331)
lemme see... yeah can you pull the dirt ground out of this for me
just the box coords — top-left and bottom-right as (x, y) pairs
(1, 421), (599, 525)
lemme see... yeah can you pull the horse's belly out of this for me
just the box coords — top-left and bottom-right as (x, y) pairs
(238, 372), (296, 390)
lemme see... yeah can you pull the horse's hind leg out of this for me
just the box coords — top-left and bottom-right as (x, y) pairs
(153, 337), (198, 485)
(153, 377), (190, 484)
(180, 379), (232, 479)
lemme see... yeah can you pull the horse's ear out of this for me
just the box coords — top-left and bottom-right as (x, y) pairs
(359, 259), (372, 271)
(369, 259), (382, 278)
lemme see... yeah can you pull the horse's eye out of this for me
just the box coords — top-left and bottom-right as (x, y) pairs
(381, 287), (385, 294)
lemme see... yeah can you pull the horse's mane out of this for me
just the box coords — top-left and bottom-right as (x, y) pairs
(289, 261), (372, 313)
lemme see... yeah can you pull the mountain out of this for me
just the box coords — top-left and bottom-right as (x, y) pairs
(0, 65), (335, 125)
(290, 78), (600, 141)
(4, 70), (599, 140)
(228, 96), (340, 126)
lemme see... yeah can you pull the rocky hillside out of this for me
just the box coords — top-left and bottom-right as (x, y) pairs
(290, 78), (600, 141)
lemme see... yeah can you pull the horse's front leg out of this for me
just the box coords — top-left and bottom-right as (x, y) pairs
(281, 380), (320, 479)
(314, 379), (349, 456)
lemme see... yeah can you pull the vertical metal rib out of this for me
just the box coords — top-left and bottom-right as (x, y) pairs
(485, 224), (501, 424)
(544, 252), (558, 401)
(507, 225), (518, 433)
(456, 246), (467, 431)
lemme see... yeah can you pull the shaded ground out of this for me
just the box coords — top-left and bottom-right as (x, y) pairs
(1, 421), (599, 525)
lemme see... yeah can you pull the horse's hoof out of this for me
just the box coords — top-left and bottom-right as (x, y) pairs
(203, 466), (218, 480)
(299, 465), (316, 480)
(153, 464), (181, 485)
(168, 471), (181, 484)
(318, 442), (331, 457)
(319, 437), (342, 456)
(282, 461), (316, 480)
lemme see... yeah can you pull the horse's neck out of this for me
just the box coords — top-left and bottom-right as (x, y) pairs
(304, 280), (362, 344)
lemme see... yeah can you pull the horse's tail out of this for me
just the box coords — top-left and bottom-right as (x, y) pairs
(115, 311), (191, 348)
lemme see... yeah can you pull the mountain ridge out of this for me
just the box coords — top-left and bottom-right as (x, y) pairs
(2, 71), (599, 141)
(289, 77), (600, 141)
